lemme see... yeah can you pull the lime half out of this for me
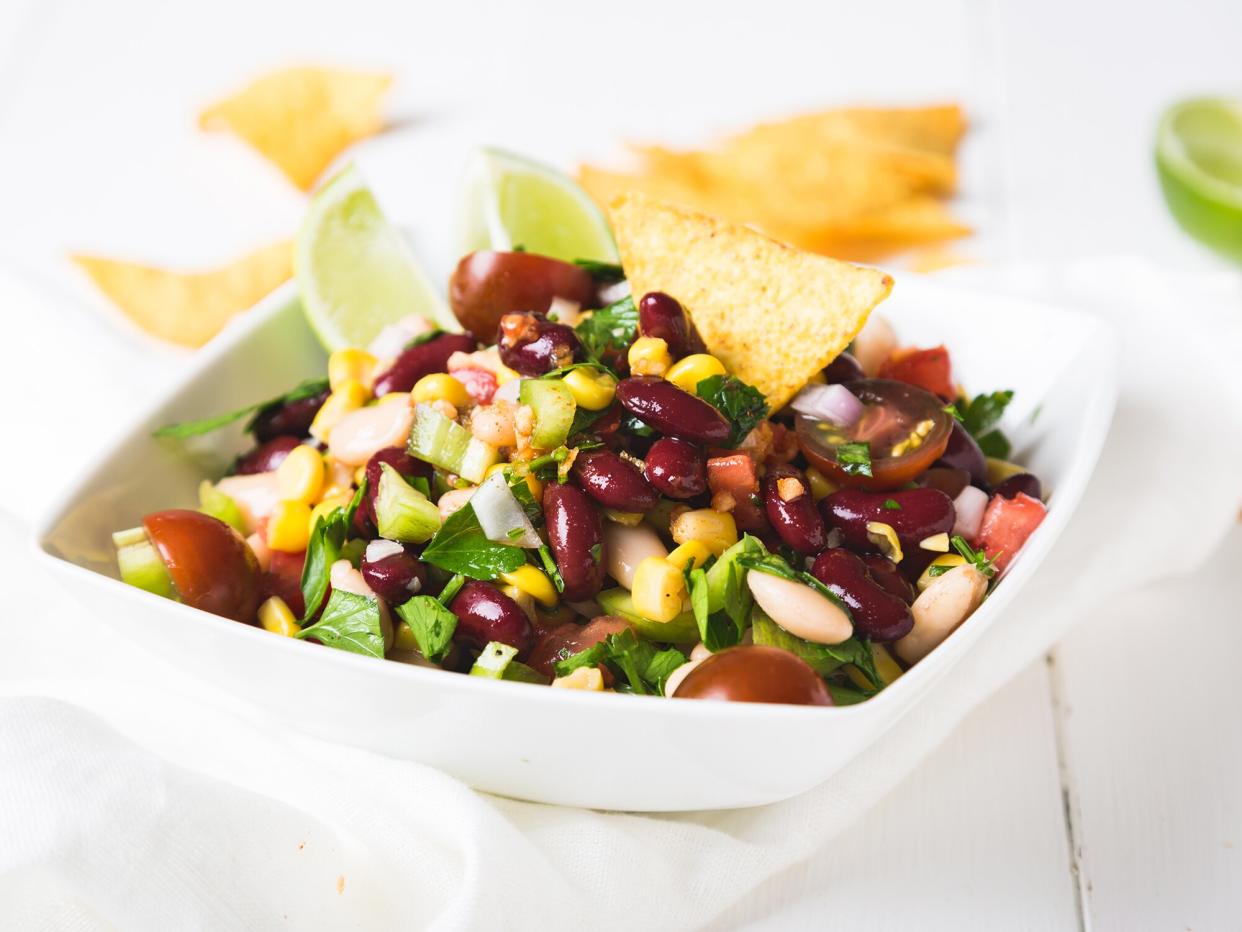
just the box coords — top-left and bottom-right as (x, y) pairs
(1155, 97), (1242, 263)
(455, 147), (619, 263)
(296, 164), (456, 350)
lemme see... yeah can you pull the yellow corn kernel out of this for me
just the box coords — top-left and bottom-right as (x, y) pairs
(665, 353), (726, 392)
(917, 553), (967, 591)
(846, 643), (904, 690)
(258, 596), (301, 637)
(496, 364), (521, 385)
(865, 521), (904, 563)
(562, 367), (617, 411)
(354, 464), (368, 485)
(328, 348), (378, 392)
(631, 556), (687, 622)
(485, 463), (542, 500)
(378, 391), (413, 406)
(603, 509), (644, 527)
(309, 494), (352, 535)
(667, 540), (712, 571)
(628, 336), (672, 377)
(309, 380), (369, 442)
(805, 466), (838, 501)
(499, 565), (558, 608)
(552, 666), (604, 690)
(267, 499), (313, 552)
(412, 373), (471, 408)
(276, 444), (326, 504)
(394, 621), (419, 652)
(670, 508), (738, 556)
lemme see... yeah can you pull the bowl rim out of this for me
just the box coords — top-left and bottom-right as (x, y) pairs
(31, 275), (1119, 723)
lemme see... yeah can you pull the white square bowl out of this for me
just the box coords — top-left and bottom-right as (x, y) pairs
(33, 275), (1116, 811)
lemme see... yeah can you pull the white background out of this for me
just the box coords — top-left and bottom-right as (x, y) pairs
(1, 1), (1240, 929)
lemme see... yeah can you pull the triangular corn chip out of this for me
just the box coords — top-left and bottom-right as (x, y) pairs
(73, 241), (292, 347)
(610, 194), (893, 409)
(200, 67), (393, 190)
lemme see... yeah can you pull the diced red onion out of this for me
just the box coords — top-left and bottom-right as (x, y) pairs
(471, 472), (542, 549)
(952, 485), (989, 540)
(365, 539), (405, 563)
(790, 383), (863, 426)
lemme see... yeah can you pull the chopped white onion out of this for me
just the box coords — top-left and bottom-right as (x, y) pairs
(598, 280), (631, 305)
(790, 383), (864, 426)
(471, 472), (542, 549)
(365, 539), (405, 563)
(492, 378), (522, 405)
(547, 296), (583, 327)
(952, 485), (989, 540)
(368, 314), (437, 362)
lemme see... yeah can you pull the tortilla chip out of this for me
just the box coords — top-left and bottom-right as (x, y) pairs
(609, 194), (893, 410)
(73, 241), (292, 347)
(735, 104), (966, 157)
(200, 67), (392, 190)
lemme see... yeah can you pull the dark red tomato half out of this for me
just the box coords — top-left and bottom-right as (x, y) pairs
(796, 379), (952, 491)
(878, 346), (956, 401)
(142, 510), (262, 623)
(448, 251), (596, 339)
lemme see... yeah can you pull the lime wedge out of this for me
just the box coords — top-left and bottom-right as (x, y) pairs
(1155, 97), (1242, 263)
(455, 147), (619, 263)
(296, 164), (456, 350)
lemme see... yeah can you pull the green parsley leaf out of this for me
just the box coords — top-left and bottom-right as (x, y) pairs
(883, 499), (902, 511)
(395, 595), (458, 663)
(927, 563), (954, 578)
(154, 378), (329, 440)
(951, 534), (1000, 579)
(295, 590), (386, 658)
(695, 374), (769, 447)
(948, 390), (1015, 460)
(553, 629), (686, 695)
(575, 295), (639, 370)
(751, 609), (881, 688)
(572, 259), (626, 283)
(688, 565), (741, 652)
(419, 501), (528, 579)
(536, 545), (565, 593)
(567, 403), (608, 439)
(835, 441), (873, 477)
(976, 430), (1012, 459)
(298, 480), (367, 623)
(737, 550), (855, 620)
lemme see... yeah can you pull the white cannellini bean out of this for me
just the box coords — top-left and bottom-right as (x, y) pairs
(689, 642), (712, 662)
(328, 400), (415, 467)
(215, 472), (281, 533)
(747, 571), (853, 645)
(663, 658), (704, 697)
(602, 522), (668, 590)
(437, 487), (475, 521)
(852, 314), (898, 376)
(895, 564), (987, 664)
(328, 559), (393, 649)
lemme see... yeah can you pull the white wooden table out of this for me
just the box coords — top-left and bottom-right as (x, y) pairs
(1, 1), (1239, 928)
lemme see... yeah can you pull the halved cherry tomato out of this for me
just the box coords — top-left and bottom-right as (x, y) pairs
(448, 251), (595, 339)
(142, 509), (261, 622)
(879, 346), (956, 401)
(977, 492), (1046, 571)
(796, 379), (952, 491)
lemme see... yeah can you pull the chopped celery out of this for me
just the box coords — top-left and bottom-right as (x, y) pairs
(519, 379), (576, 449)
(469, 641), (519, 678)
(374, 463), (441, 543)
(407, 403), (498, 482)
(114, 530), (176, 599)
(198, 480), (246, 533)
(596, 588), (699, 644)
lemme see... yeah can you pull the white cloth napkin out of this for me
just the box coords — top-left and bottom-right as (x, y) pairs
(1, 258), (1240, 932)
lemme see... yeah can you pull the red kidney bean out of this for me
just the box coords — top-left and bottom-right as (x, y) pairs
(643, 437), (707, 499)
(994, 473), (1042, 500)
(372, 333), (478, 396)
(543, 483), (606, 601)
(820, 487), (955, 557)
(363, 446), (432, 526)
(935, 420), (987, 485)
(615, 376), (731, 445)
(571, 449), (659, 512)
(916, 466), (971, 500)
(261, 549), (306, 618)
(450, 580), (534, 653)
(233, 435), (300, 475)
(526, 615), (631, 678)
(638, 292), (693, 358)
(859, 553), (916, 605)
(361, 547), (426, 606)
(822, 352), (865, 384)
(763, 466), (828, 555)
(497, 312), (582, 376)
(810, 548), (914, 642)
(449, 250), (595, 338)
(251, 389), (329, 442)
